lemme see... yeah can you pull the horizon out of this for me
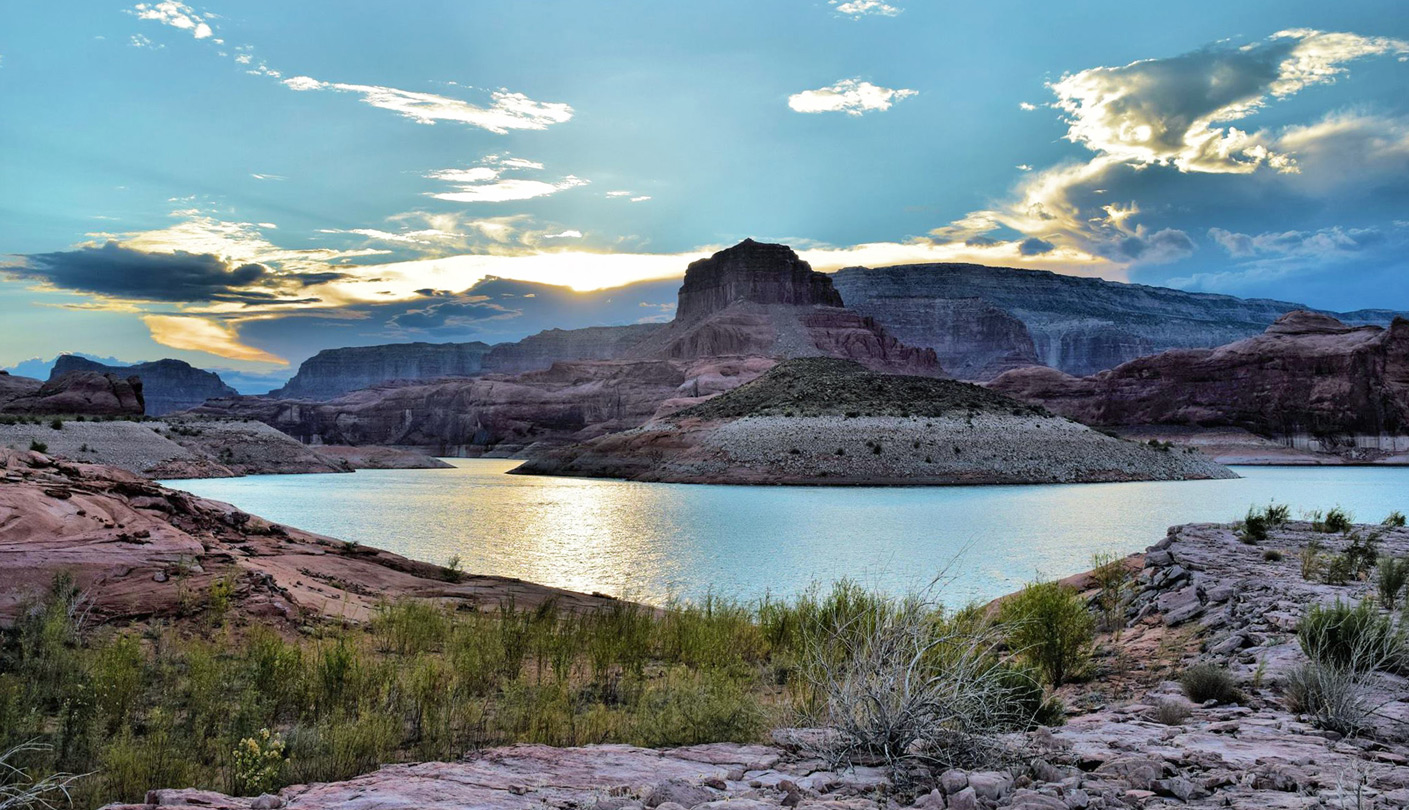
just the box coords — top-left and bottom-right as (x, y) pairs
(3, 2), (1408, 373)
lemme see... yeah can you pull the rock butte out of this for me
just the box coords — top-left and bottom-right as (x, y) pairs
(511, 357), (1235, 485)
(989, 311), (1409, 463)
(0, 369), (145, 416)
(50, 355), (238, 416)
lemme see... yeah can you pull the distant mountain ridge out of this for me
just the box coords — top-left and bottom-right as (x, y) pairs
(830, 263), (1409, 378)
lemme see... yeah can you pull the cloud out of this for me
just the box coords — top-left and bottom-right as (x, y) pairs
(1019, 102), (1038, 111)
(12, 242), (274, 303)
(426, 158), (588, 203)
(142, 315), (286, 364)
(788, 79), (917, 116)
(387, 299), (517, 330)
(1050, 29), (1407, 174)
(543, 230), (583, 239)
(129, 34), (164, 50)
(1017, 237), (1056, 256)
(281, 77), (573, 134)
(630, 196), (652, 203)
(830, 0), (901, 17)
(1208, 225), (1384, 258)
(939, 28), (1409, 269)
(131, 2), (212, 40)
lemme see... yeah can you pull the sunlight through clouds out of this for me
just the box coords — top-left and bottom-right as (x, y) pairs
(141, 315), (287, 364)
(281, 77), (574, 134)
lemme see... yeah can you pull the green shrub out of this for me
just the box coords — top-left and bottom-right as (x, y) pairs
(1298, 600), (1405, 674)
(1321, 507), (1353, 534)
(1240, 503), (1289, 544)
(1321, 553), (1353, 586)
(1179, 663), (1242, 704)
(28, 439), (48, 453)
(49, 418), (63, 430)
(1000, 580), (1094, 686)
(1383, 511), (1406, 528)
(1263, 549), (1284, 562)
(1343, 532), (1380, 579)
(1089, 552), (1131, 634)
(443, 555), (465, 584)
(1300, 539), (1323, 581)
(1154, 699), (1191, 725)
(1377, 557), (1409, 610)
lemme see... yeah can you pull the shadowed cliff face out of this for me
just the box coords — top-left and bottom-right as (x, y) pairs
(831, 264), (1409, 379)
(989, 312), (1409, 444)
(51, 355), (235, 415)
(675, 239), (843, 320)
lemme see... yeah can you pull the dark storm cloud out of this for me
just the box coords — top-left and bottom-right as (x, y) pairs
(1112, 229), (1196, 263)
(12, 241), (272, 303)
(1017, 237), (1056, 256)
(388, 299), (518, 329)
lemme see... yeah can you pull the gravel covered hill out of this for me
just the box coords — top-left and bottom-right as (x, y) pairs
(514, 358), (1235, 485)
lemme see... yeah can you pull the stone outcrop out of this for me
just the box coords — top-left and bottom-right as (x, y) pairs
(270, 341), (494, 400)
(675, 238), (844, 320)
(50, 355), (237, 415)
(0, 371), (144, 416)
(831, 263), (1409, 378)
(988, 312), (1409, 459)
(629, 240), (940, 376)
(512, 358), (1235, 485)
(0, 449), (622, 628)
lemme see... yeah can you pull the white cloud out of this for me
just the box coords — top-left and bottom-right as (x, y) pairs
(129, 34), (164, 49)
(282, 77), (573, 134)
(630, 196), (652, 203)
(605, 190), (633, 198)
(1208, 225), (1384, 258)
(1019, 102), (1038, 111)
(250, 173), (285, 181)
(1049, 29), (1408, 175)
(131, 2), (212, 39)
(788, 79), (917, 116)
(830, 0), (901, 18)
(543, 230), (584, 239)
(425, 159), (588, 204)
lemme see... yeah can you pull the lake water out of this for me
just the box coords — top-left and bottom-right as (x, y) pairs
(163, 461), (1409, 606)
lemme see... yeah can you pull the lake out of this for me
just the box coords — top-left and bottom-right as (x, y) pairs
(163, 461), (1409, 606)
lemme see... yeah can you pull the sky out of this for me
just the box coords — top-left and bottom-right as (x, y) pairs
(2, 0), (1408, 382)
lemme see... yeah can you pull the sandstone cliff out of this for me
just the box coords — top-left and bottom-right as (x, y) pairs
(52, 355), (237, 415)
(270, 341), (494, 400)
(481, 323), (662, 374)
(0, 370), (145, 416)
(831, 263), (1408, 378)
(512, 358), (1235, 485)
(675, 238), (844, 319)
(988, 312), (1409, 460)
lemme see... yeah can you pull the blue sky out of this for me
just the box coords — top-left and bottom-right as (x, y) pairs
(2, 0), (1407, 378)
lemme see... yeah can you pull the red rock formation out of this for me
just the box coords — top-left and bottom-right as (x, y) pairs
(676, 238), (843, 320)
(0, 449), (619, 627)
(989, 312), (1409, 447)
(0, 371), (145, 416)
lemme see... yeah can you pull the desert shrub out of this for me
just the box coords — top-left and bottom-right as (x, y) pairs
(1153, 699), (1191, 726)
(1000, 580), (1094, 686)
(443, 555), (465, 584)
(1300, 538), (1324, 581)
(1179, 663), (1242, 704)
(1298, 600), (1405, 674)
(802, 596), (1042, 772)
(1284, 663), (1373, 736)
(229, 728), (285, 797)
(1263, 549), (1284, 562)
(1321, 507), (1353, 534)
(48, 418), (63, 430)
(27, 439), (47, 453)
(1343, 532), (1380, 579)
(1383, 511), (1407, 528)
(1322, 553), (1353, 586)
(1377, 557), (1409, 610)
(1240, 502), (1289, 543)
(1089, 552), (1131, 634)
(0, 741), (86, 810)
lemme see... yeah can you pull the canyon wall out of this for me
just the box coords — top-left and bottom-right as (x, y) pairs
(51, 355), (236, 415)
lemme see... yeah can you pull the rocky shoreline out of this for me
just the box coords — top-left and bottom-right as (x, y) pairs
(92, 514), (1409, 810)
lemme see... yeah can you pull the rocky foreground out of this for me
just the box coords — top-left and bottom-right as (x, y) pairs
(514, 358), (1235, 485)
(97, 517), (1409, 810)
(0, 448), (614, 627)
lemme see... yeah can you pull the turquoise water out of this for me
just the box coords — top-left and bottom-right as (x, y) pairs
(163, 461), (1409, 606)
